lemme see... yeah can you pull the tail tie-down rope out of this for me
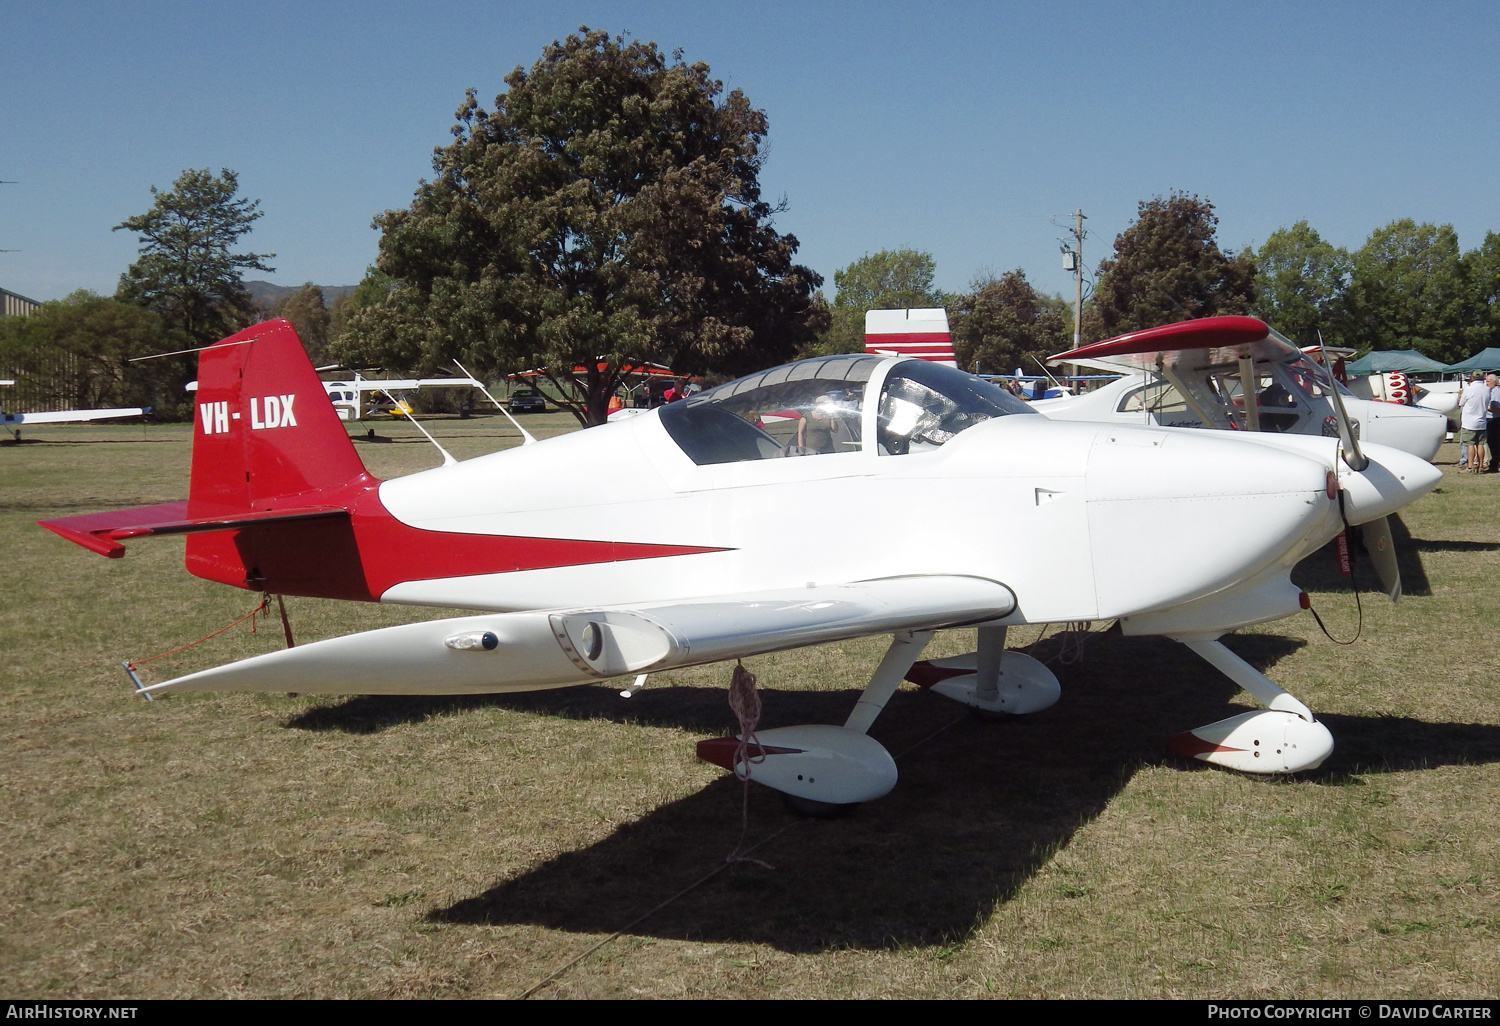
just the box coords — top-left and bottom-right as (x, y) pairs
(121, 595), (295, 701)
(725, 661), (776, 870)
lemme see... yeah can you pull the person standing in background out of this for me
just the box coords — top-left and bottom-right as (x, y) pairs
(1457, 371), (1490, 473)
(1487, 373), (1500, 473)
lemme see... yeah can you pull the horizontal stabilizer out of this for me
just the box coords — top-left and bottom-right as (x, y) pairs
(142, 575), (1017, 696)
(40, 502), (348, 558)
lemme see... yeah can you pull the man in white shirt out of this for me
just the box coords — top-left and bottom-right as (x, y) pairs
(1486, 372), (1500, 473)
(1457, 371), (1490, 472)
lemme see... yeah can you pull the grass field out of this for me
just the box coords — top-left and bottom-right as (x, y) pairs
(1, 416), (1496, 999)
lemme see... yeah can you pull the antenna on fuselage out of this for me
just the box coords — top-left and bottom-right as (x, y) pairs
(453, 359), (537, 446)
(380, 387), (457, 467)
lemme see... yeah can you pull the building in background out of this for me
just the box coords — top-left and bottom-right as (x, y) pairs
(2, 286), (40, 318)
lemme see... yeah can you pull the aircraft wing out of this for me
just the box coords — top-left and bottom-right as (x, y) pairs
(349, 377), (480, 392)
(139, 575), (1018, 696)
(2, 407), (147, 426)
(185, 378), (480, 392)
(1050, 316), (1299, 372)
(1045, 357), (1142, 375)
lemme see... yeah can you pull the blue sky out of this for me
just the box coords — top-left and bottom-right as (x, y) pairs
(3, 0), (1498, 307)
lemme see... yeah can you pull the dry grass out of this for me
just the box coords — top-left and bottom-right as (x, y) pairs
(1, 421), (1495, 999)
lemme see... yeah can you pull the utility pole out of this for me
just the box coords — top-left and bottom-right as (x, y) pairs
(1069, 209), (1085, 348)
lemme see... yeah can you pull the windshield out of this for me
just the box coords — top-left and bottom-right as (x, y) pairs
(876, 360), (1034, 454)
(659, 355), (879, 465)
(658, 356), (1033, 465)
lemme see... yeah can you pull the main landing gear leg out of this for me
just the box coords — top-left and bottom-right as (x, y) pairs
(904, 625), (1062, 717)
(842, 630), (932, 733)
(695, 631), (933, 814)
(1168, 635), (1334, 773)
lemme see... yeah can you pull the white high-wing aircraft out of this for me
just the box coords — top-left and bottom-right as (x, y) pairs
(1, 380), (148, 440)
(318, 373), (482, 420)
(40, 320), (1441, 812)
(1037, 318), (1447, 462)
(188, 373), (482, 421)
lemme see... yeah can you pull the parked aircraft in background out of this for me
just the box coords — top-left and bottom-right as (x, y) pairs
(1348, 374), (1462, 426)
(1, 380), (148, 441)
(1036, 318), (1446, 462)
(864, 308), (957, 367)
(40, 320), (1440, 813)
(305, 373), (482, 421)
(188, 372), (481, 422)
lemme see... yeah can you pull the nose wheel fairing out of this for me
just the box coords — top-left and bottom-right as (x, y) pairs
(1169, 635), (1334, 774)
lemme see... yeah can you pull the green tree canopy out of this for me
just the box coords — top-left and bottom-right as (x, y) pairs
(1344, 219), (1474, 363)
(1248, 221), (1350, 347)
(1092, 193), (1256, 340)
(113, 168), (274, 348)
(328, 267), (395, 345)
(273, 283), (331, 365)
(334, 29), (825, 425)
(948, 270), (1068, 375)
(1462, 230), (1500, 351)
(818, 249), (946, 355)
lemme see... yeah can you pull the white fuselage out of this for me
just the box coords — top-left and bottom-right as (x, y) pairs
(373, 376), (1432, 636)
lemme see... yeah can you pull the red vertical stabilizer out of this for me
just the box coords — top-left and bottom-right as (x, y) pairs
(188, 320), (369, 518)
(184, 320), (379, 599)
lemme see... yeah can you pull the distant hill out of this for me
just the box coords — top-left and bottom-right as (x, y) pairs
(244, 280), (358, 307)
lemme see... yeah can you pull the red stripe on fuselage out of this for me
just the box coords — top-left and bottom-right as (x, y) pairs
(185, 473), (727, 602)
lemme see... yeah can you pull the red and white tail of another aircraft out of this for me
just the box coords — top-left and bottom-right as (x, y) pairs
(39, 320), (1441, 811)
(1040, 317), (1446, 462)
(864, 308), (956, 367)
(1, 380), (148, 438)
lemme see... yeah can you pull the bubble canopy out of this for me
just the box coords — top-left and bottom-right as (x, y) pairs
(659, 356), (1036, 466)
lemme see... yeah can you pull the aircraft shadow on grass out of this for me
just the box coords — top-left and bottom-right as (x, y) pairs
(0, 436), (169, 447)
(290, 633), (1500, 953)
(1292, 512), (1500, 601)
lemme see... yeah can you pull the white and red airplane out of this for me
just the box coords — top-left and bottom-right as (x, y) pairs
(1037, 318), (1447, 462)
(39, 320), (1441, 812)
(1, 380), (148, 440)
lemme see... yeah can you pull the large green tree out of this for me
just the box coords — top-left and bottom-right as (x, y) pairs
(335, 29), (825, 425)
(1343, 219), (1474, 362)
(947, 270), (1068, 375)
(1462, 230), (1500, 351)
(273, 283), (331, 364)
(113, 168), (274, 348)
(1248, 221), (1350, 347)
(818, 249), (946, 355)
(1091, 193), (1256, 340)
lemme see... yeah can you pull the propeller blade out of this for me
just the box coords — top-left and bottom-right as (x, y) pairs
(1319, 333), (1367, 471)
(1360, 515), (1402, 603)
